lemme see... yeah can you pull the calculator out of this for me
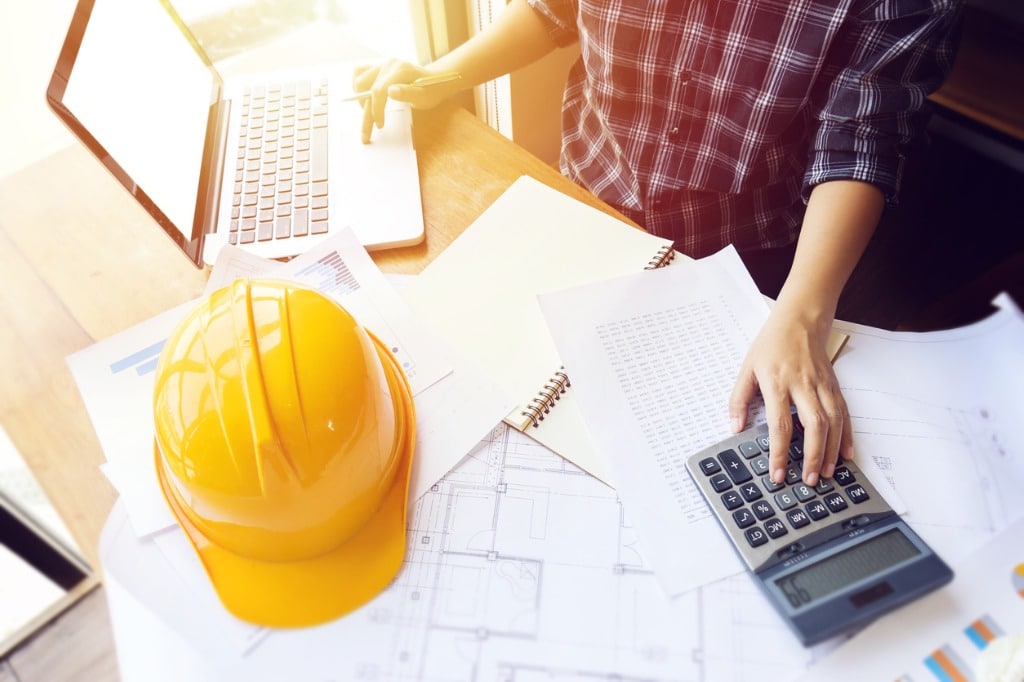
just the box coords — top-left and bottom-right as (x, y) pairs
(685, 417), (953, 646)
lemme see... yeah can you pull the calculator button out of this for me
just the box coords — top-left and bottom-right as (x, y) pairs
(786, 508), (811, 529)
(756, 434), (770, 451)
(833, 467), (856, 486)
(764, 518), (788, 539)
(749, 456), (770, 476)
(789, 441), (804, 461)
(751, 500), (775, 520)
(738, 441), (761, 459)
(823, 492), (849, 513)
(846, 484), (870, 504)
(805, 500), (830, 520)
(761, 475), (785, 492)
(774, 490), (797, 510)
(721, 491), (744, 510)
(739, 482), (763, 502)
(717, 450), (752, 484)
(784, 467), (802, 485)
(814, 478), (835, 494)
(698, 457), (721, 475)
(792, 484), (816, 502)
(744, 527), (769, 547)
(732, 508), (756, 529)
(709, 473), (732, 492)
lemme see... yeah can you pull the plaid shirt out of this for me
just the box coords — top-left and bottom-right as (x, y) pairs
(527, 0), (962, 257)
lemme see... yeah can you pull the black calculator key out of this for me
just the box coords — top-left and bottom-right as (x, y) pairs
(709, 473), (732, 492)
(732, 508), (756, 529)
(774, 490), (797, 510)
(761, 475), (785, 492)
(738, 441), (761, 459)
(739, 482), (763, 502)
(785, 467), (802, 485)
(751, 500), (775, 520)
(792, 484), (816, 502)
(764, 518), (789, 538)
(833, 466), (856, 486)
(786, 508), (811, 529)
(717, 450), (752, 484)
(698, 457), (721, 475)
(846, 484), (870, 504)
(805, 500), (830, 520)
(814, 478), (835, 494)
(823, 492), (849, 513)
(756, 434), (770, 451)
(721, 491), (744, 510)
(744, 527), (769, 547)
(789, 441), (804, 460)
(749, 456), (770, 476)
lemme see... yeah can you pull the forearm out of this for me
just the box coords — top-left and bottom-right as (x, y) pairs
(775, 180), (885, 328)
(426, 0), (560, 89)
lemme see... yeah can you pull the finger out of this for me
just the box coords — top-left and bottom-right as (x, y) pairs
(761, 381), (794, 485)
(360, 100), (374, 145)
(839, 400), (855, 461)
(815, 383), (845, 479)
(794, 399), (826, 487)
(728, 364), (758, 434)
(351, 64), (377, 91)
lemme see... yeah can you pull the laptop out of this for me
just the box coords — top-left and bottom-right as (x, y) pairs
(46, 0), (426, 268)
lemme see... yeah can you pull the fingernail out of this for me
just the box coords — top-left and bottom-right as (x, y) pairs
(731, 417), (742, 433)
(805, 472), (819, 486)
(771, 468), (784, 484)
(823, 463), (835, 477)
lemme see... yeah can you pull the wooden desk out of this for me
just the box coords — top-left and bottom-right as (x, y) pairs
(0, 102), (626, 570)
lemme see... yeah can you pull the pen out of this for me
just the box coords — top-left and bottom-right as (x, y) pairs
(343, 72), (463, 102)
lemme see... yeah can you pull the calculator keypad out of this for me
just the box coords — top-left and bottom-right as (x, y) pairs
(686, 419), (893, 570)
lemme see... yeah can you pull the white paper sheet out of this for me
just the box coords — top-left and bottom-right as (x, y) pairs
(538, 246), (774, 594)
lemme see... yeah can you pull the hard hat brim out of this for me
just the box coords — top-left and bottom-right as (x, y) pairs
(154, 331), (416, 628)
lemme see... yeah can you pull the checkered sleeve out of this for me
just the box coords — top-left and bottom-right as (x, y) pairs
(526, 0), (580, 47)
(804, 0), (963, 204)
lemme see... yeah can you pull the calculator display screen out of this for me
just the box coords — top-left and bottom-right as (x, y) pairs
(774, 529), (920, 609)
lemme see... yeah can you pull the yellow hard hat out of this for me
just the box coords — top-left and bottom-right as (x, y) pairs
(152, 279), (415, 628)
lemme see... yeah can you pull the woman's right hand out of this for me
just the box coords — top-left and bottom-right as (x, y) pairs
(353, 60), (457, 143)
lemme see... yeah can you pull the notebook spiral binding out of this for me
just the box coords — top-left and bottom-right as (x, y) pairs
(518, 243), (676, 430)
(520, 368), (571, 428)
(645, 244), (676, 270)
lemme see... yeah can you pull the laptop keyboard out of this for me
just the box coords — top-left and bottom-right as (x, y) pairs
(228, 78), (329, 245)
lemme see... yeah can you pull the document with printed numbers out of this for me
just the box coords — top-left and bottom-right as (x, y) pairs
(538, 246), (776, 595)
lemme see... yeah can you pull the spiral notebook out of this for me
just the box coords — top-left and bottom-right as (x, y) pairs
(403, 176), (676, 485)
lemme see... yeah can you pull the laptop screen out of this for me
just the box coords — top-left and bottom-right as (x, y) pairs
(48, 0), (218, 264)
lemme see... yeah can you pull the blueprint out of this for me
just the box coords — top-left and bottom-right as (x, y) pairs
(140, 422), (831, 681)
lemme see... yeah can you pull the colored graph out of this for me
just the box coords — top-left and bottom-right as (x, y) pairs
(1014, 563), (1024, 598)
(964, 615), (1003, 651)
(923, 643), (972, 682)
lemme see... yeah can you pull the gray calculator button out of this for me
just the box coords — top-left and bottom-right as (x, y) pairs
(717, 450), (752, 484)
(823, 492), (848, 513)
(793, 484), (816, 502)
(814, 478), (835, 494)
(833, 466), (856, 486)
(744, 527), (769, 547)
(751, 500), (775, 520)
(721, 491), (743, 510)
(738, 441), (761, 459)
(789, 441), (804, 460)
(774, 491), (797, 509)
(756, 434), (770, 451)
(805, 500), (830, 520)
(749, 456), (770, 476)
(739, 482), (763, 502)
(732, 508), (756, 529)
(846, 484), (870, 504)
(785, 467), (802, 485)
(764, 518), (788, 538)
(761, 475), (785, 492)
(698, 457), (721, 475)
(786, 508), (811, 529)
(709, 473), (732, 492)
